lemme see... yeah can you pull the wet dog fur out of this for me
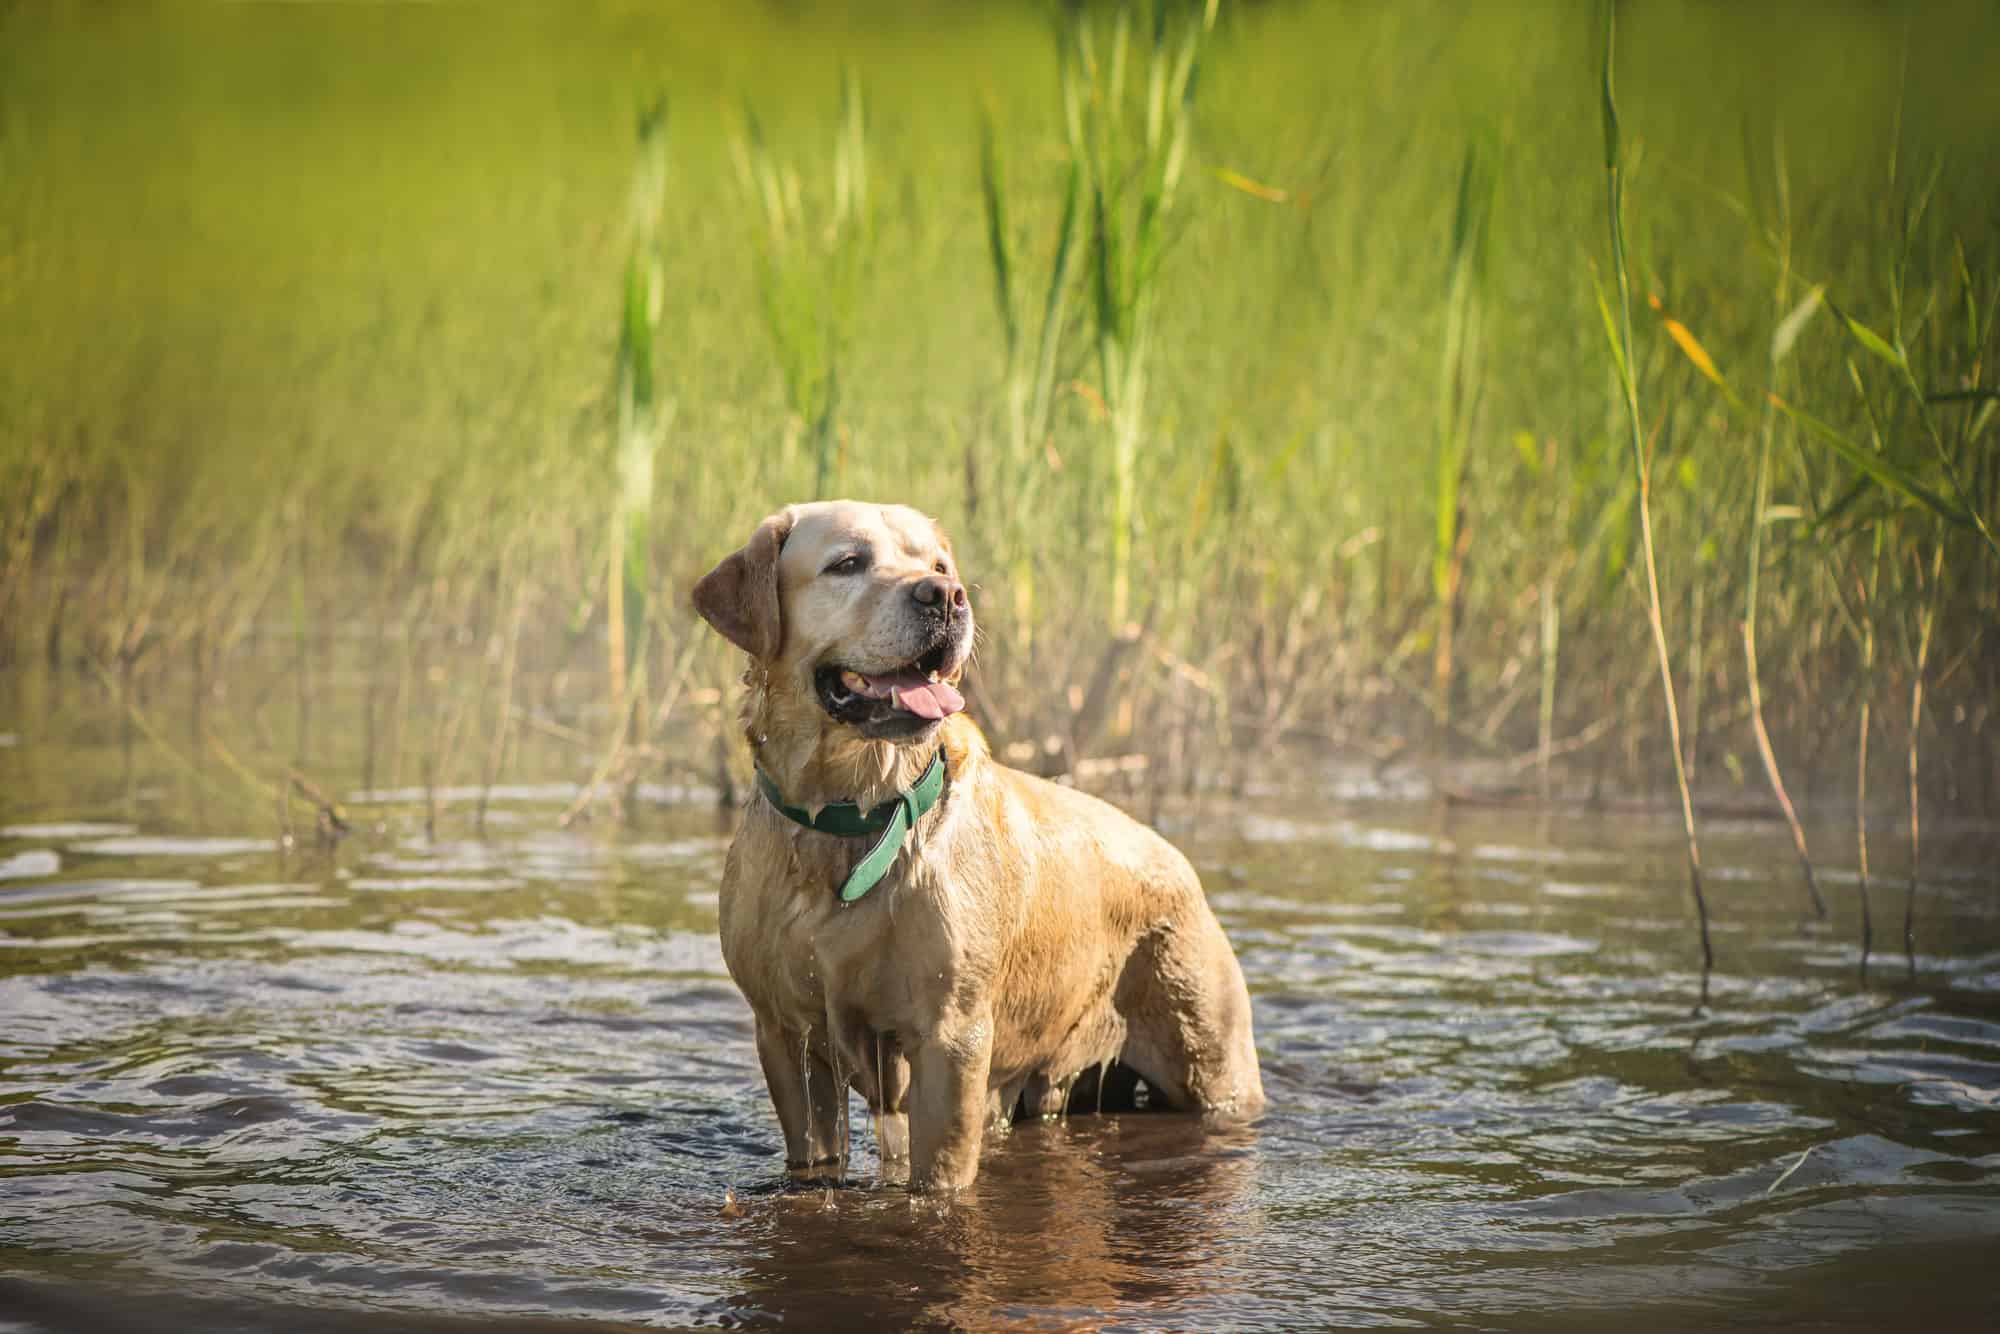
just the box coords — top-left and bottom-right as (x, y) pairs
(692, 500), (1264, 1191)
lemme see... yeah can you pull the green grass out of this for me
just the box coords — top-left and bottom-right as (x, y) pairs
(2, 0), (1997, 826)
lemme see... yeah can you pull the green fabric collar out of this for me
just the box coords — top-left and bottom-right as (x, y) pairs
(754, 750), (948, 904)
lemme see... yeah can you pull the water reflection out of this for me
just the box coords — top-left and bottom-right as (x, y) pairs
(720, 1118), (1262, 1329)
(0, 792), (1996, 1329)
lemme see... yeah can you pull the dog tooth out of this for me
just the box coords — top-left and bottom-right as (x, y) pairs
(841, 670), (868, 691)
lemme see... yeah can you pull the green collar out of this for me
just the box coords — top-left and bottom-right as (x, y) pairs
(754, 750), (948, 904)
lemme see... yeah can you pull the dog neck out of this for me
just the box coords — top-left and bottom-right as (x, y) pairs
(744, 674), (947, 814)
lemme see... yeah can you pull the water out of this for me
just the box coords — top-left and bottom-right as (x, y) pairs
(3, 759), (2000, 1329)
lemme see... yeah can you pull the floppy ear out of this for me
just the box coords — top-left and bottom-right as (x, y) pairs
(692, 509), (795, 660)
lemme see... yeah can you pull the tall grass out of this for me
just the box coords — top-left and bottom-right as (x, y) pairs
(975, 62), (1085, 675)
(736, 70), (871, 500)
(0, 0), (1995, 864)
(1654, 64), (2000, 970)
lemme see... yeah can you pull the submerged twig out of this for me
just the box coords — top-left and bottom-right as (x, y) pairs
(88, 653), (238, 807)
(561, 684), (639, 830)
(1766, 1145), (1813, 1195)
(286, 768), (352, 847)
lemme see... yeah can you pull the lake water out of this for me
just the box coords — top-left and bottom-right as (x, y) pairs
(3, 719), (1999, 1330)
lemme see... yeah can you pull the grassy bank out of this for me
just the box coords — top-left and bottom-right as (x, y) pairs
(3, 0), (1997, 841)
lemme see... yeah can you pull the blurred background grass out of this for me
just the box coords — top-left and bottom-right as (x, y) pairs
(2, 0), (1997, 829)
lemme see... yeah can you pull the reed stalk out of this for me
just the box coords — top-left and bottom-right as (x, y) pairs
(1599, 0), (1712, 1006)
(1855, 522), (1881, 982)
(362, 597), (384, 796)
(1431, 135), (1498, 762)
(976, 70), (1088, 697)
(610, 97), (667, 715)
(289, 496), (310, 768)
(737, 71), (869, 500)
(1075, 0), (1215, 630)
(477, 567), (529, 834)
(1738, 143), (1828, 919)
(1743, 423), (1827, 916)
(1683, 579), (1704, 784)
(1537, 570), (1559, 804)
(1904, 540), (1942, 979)
(980, 111), (1027, 472)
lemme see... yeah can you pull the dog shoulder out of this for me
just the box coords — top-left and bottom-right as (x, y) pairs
(986, 757), (1200, 890)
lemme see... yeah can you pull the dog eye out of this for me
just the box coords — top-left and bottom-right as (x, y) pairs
(824, 553), (868, 576)
(933, 560), (949, 575)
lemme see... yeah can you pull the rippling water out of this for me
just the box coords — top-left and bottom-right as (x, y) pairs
(3, 778), (1998, 1330)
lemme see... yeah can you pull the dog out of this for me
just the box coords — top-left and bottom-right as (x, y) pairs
(692, 500), (1263, 1191)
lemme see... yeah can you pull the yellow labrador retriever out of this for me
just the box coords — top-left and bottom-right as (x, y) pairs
(693, 500), (1263, 1191)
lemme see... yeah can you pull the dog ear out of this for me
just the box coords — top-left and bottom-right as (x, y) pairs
(692, 509), (795, 660)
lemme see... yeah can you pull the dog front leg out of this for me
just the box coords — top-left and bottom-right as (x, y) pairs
(873, 1040), (912, 1182)
(908, 1013), (994, 1192)
(753, 1013), (843, 1179)
(851, 1025), (912, 1174)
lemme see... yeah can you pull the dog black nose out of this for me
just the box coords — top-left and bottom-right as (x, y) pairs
(914, 576), (968, 612)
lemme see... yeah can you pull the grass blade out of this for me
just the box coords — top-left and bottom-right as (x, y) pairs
(1766, 392), (1970, 526)
(1827, 299), (1907, 370)
(1771, 285), (1823, 363)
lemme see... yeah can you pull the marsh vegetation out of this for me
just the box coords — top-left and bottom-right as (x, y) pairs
(3, 2), (1998, 984)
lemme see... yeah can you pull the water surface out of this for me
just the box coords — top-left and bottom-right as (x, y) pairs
(3, 764), (1999, 1330)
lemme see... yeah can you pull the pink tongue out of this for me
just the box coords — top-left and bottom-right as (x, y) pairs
(888, 677), (964, 720)
(848, 668), (964, 720)
(845, 668), (966, 720)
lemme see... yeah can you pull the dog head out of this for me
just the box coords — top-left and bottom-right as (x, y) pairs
(694, 501), (974, 746)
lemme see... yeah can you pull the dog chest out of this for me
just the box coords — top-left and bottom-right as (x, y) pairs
(718, 831), (957, 1040)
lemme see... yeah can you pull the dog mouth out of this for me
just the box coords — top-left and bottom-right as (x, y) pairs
(814, 639), (965, 737)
